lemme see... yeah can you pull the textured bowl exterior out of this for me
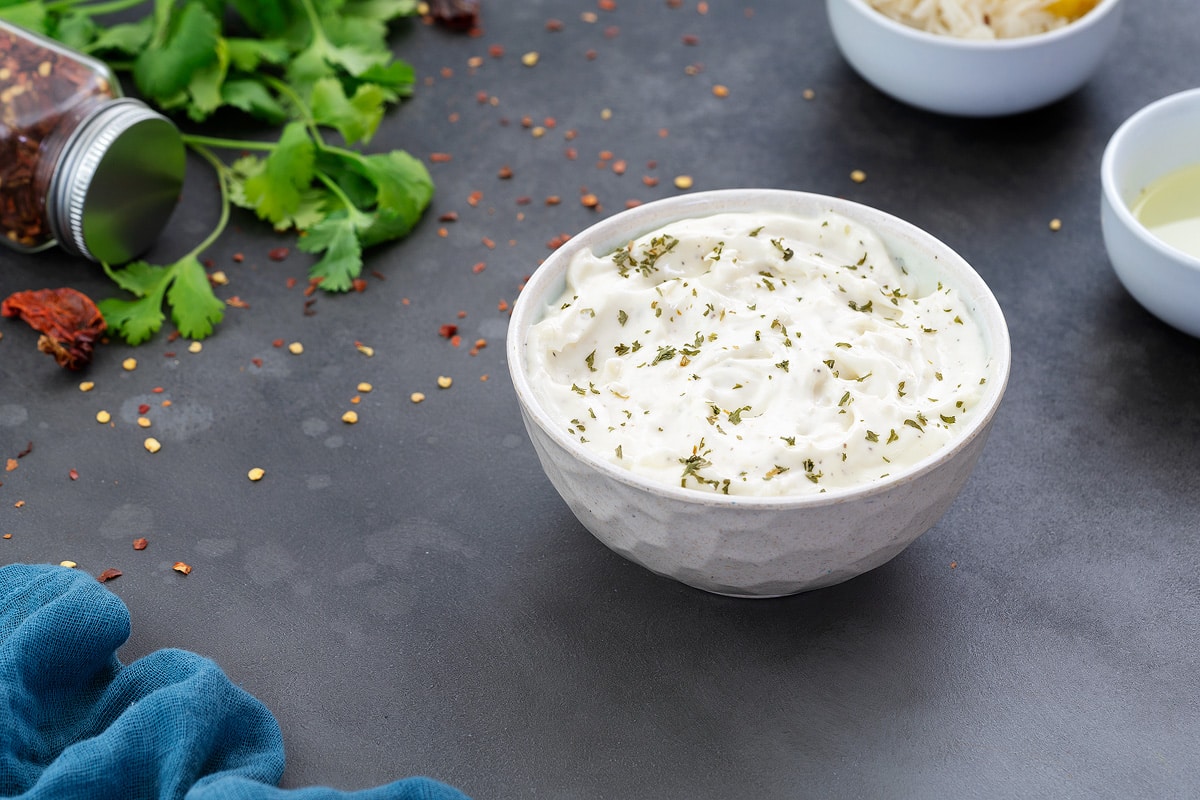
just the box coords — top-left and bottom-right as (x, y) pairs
(518, 404), (997, 597)
(826, 0), (1123, 117)
(1101, 88), (1200, 338)
(508, 189), (1011, 597)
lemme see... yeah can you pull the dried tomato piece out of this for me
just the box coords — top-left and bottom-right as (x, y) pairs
(1, 288), (106, 370)
(427, 0), (480, 30)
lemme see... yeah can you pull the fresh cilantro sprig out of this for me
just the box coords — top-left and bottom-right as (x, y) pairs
(2, 0), (433, 344)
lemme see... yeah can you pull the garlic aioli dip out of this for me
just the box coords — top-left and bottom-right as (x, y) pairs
(525, 210), (992, 497)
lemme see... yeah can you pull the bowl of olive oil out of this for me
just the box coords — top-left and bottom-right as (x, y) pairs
(1102, 88), (1200, 337)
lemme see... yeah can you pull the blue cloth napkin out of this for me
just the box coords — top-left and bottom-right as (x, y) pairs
(0, 564), (471, 800)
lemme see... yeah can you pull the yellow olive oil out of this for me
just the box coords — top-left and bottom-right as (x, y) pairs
(1131, 161), (1200, 260)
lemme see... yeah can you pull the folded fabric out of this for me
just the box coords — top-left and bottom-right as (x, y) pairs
(0, 564), (471, 800)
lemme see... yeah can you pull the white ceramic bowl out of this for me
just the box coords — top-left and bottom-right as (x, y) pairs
(1101, 88), (1200, 338)
(827, 0), (1124, 117)
(507, 189), (1011, 597)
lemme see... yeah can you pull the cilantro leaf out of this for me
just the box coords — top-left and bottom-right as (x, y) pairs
(236, 122), (316, 226)
(310, 77), (386, 144)
(298, 210), (369, 291)
(221, 79), (289, 124)
(132, 2), (222, 103)
(99, 255), (223, 345)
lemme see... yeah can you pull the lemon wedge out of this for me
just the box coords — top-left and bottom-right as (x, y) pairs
(1043, 0), (1098, 20)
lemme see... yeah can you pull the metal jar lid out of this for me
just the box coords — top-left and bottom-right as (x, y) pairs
(48, 98), (185, 265)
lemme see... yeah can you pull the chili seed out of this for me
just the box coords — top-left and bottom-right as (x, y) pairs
(122, 357), (137, 371)
(437, 376), (453, 389)
(248, 467), (265, 481)
(850, 169), (867, 183)
(288, 342), (303, 355)
(61, 560), (77, 568)
(521, 52), (539, 67)
(143, 437), (161, 453)
(357, 382), (373, 393)
(188, 341), (202, 353)
(96, 410), (111, 424)
(411, 392), (426, 403)
(1049, 218), (1063, 231)
(79, 381), (94, 392)
(137, 417), (151, 428)
(341, 411), (359, 424)
(674, 175), (694, 189)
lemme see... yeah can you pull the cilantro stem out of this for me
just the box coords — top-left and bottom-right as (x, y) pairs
(261, 75), (326, 147)
(181, 134), (276, 153)
(182, 144), (232, 258)
(46, 0), (147, 15)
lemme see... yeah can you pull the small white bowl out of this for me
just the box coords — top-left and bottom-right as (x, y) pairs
(1101, 88), (1200, 338)
(507, 189), (1011, 597)
(827, 0), (1124, 117)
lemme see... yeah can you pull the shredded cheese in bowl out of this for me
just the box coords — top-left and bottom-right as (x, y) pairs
(867, 0), (1098, 39)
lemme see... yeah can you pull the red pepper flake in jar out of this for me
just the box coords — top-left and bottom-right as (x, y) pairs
(132, 538), (148, 551)
(97, 568), (122, 583)
(1, 288), (106, 370)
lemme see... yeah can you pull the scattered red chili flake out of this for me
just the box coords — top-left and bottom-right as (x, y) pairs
(352, 279), (368, 292)
(439, 324), (459, 339)
(544, 117), (557, 128)
(682, 34), (699, 45)
(467, 190), (483, 206)
(488, 44), (504, 58)
(698, 1), (709, 12)
(546, 195), (562, 206)
(133, 538), (148, 551)
(585, 49), (598, 60)
(226, 296), (250, 309)
(427, 0), (480, 31)
(163, 351), (176, 358)
(482, 237), (496, 249)
(251, 357), (263, 367)
(625, 199), (643, 209)
(272, 338), (285, 348)
(430, 152), (453, 163)
(474, 338), (488, 349)
(612, 159), (627, 175)
(6, 459), (19, 473)
(604, 25), (619, 38)
(286, 277), (298, 289)
(450, 334), (462, 348)
(515, 196), (532, 205)
(546, 18), (564, 30)
(497, 165), (513, 179)
(438, 211), (459, 222)
(371, 271), (387, 281)
(172, 561), (192, 576)
(437, 227), (448, 237)
(151, 387), (164, 394)
(564, 129), (578, 141)
(440, 66), (454, 79)
(475, 89), (489, 103)
(138, 404), (150, 414)
(1, 288), (106, 370)
(457, 310), (468, 319)
(97, 568), (122, 583)
(68, 468), (79, 481)
(268, 246), (290, 261)
(643, 175), (660, 187)
(472, 262), (487, 274)
(599, 0), (616, 9)
(498, 299), (509, 312)
(564, 147), (578, 160)
(581, 193), (600, 209)
(232, 252), (244, 263)
(17, 442), (33, 459)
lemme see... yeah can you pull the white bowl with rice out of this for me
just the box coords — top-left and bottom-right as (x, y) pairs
(827, 0), (1124, 116)
(507, 189), (1011, 597)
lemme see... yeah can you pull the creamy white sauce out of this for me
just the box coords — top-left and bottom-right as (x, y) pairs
(526, 211), (992, 496)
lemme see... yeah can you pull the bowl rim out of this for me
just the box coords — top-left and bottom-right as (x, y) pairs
(506, 189), (1012, 510)
(831, 0), (1123, 51)
(1101, 86), (1200, 272)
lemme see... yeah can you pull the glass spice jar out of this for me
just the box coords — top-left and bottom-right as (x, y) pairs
(0, 19), (185, 265)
